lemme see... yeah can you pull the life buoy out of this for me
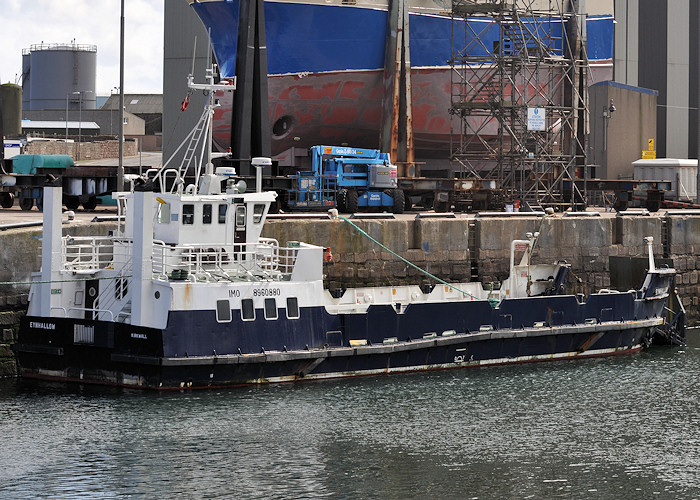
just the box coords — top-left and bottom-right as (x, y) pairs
(324, 247), (333, 262)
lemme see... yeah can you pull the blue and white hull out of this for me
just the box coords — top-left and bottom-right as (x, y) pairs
(17, 276), (674, 389)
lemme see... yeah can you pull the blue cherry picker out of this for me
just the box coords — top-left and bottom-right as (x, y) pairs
(286, 145), (405, 213)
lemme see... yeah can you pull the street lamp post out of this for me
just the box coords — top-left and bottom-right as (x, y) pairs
(66, 91), (80, 157)
(118, 0), (125, 191)
(74, 90), (94, 161)
(65, 94), (69, 154)
(78, 92), (82, 160)
(110, 87), (119, 135)
(602, 98), (616, 174)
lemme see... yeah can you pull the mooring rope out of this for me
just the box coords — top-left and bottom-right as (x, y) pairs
(328, 211), (479, 300)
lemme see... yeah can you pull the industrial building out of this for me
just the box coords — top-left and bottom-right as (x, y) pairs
(22, 108), (144, 137)
(101, 93), (163, 136)
(613, 0), (699, 161)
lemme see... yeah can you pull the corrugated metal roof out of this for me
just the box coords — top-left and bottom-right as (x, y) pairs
(101, 94), (162, 114)
(22, 120), (100, 130)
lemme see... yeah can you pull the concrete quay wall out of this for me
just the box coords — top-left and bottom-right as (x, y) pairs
(0, 221), (115, 377)
(262, 214), (699, 320)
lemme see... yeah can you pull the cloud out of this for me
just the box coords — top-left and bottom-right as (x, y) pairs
(0, 0), (163, 94)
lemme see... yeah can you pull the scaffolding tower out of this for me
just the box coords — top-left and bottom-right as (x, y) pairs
(449, 0), (589, 209)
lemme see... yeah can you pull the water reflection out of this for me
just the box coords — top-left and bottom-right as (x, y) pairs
(2, 347), (699, 499)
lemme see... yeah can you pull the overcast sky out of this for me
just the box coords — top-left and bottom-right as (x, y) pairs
(0, 0), (164, 95)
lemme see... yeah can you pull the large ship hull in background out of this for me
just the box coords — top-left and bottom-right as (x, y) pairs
(189, 0), (614, 159)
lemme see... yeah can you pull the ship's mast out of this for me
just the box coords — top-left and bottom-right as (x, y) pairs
(186, 67), (236, 179)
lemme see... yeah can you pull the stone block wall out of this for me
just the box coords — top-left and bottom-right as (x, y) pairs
(262, 217), (471, 289)
(668, 215), (700, 311)
(0, 222), (116, 307)
(26, 140), (138, 160)
(264, 213), (697, 321)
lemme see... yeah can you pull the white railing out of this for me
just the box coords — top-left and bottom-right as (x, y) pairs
(68, 307), (115, 321)
(152, 239), (299, 282)
(61, 236), (131, 272)
(60, 234), (301, 283)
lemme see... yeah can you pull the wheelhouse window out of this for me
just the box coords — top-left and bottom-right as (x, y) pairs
(218, 204), (227, 223)
(203, 204), (212, 224)
(235, 205), (246, 227)
(286, 297), (300, 319)
(216, 299), (231, 323)
(253, 204), (266, 224)
(241, 298), (255, 321)
(182, 204), (194, 225)
(157, 201), (171, 224)
(264, 298), (278, 320)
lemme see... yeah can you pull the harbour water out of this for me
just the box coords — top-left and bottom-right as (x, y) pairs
(2, 347), (700, 499)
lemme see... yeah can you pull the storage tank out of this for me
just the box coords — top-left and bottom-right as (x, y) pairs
(633, 158), (698, 201)
(22, 43), (97, 111)
(0, 84), (22, 137)
(21, 52), (31, 111)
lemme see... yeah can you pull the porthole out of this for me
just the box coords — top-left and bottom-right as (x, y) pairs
(286, 297), (300, 319)
(155, 291), (160, 299)
(216, 299), (232, 323)
(264, 298), (278, 320)
(241, 298), (255, 321)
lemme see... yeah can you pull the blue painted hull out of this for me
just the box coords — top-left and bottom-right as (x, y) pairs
(191, 2), (614, 157)
(16, 290), (667, 389)
(192, 2), (613, 77)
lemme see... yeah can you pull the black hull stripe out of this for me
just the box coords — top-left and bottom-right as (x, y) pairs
(19, 345), (645, 391)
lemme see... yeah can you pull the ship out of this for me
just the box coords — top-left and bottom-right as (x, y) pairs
(13, 66), (683, 389)
(187, 0), (614, 159)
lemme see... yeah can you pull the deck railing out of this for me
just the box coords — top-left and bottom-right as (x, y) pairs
(60, 235), (300, 282)
(152, 238), (299, 281)
(61, 236), (131, 271)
